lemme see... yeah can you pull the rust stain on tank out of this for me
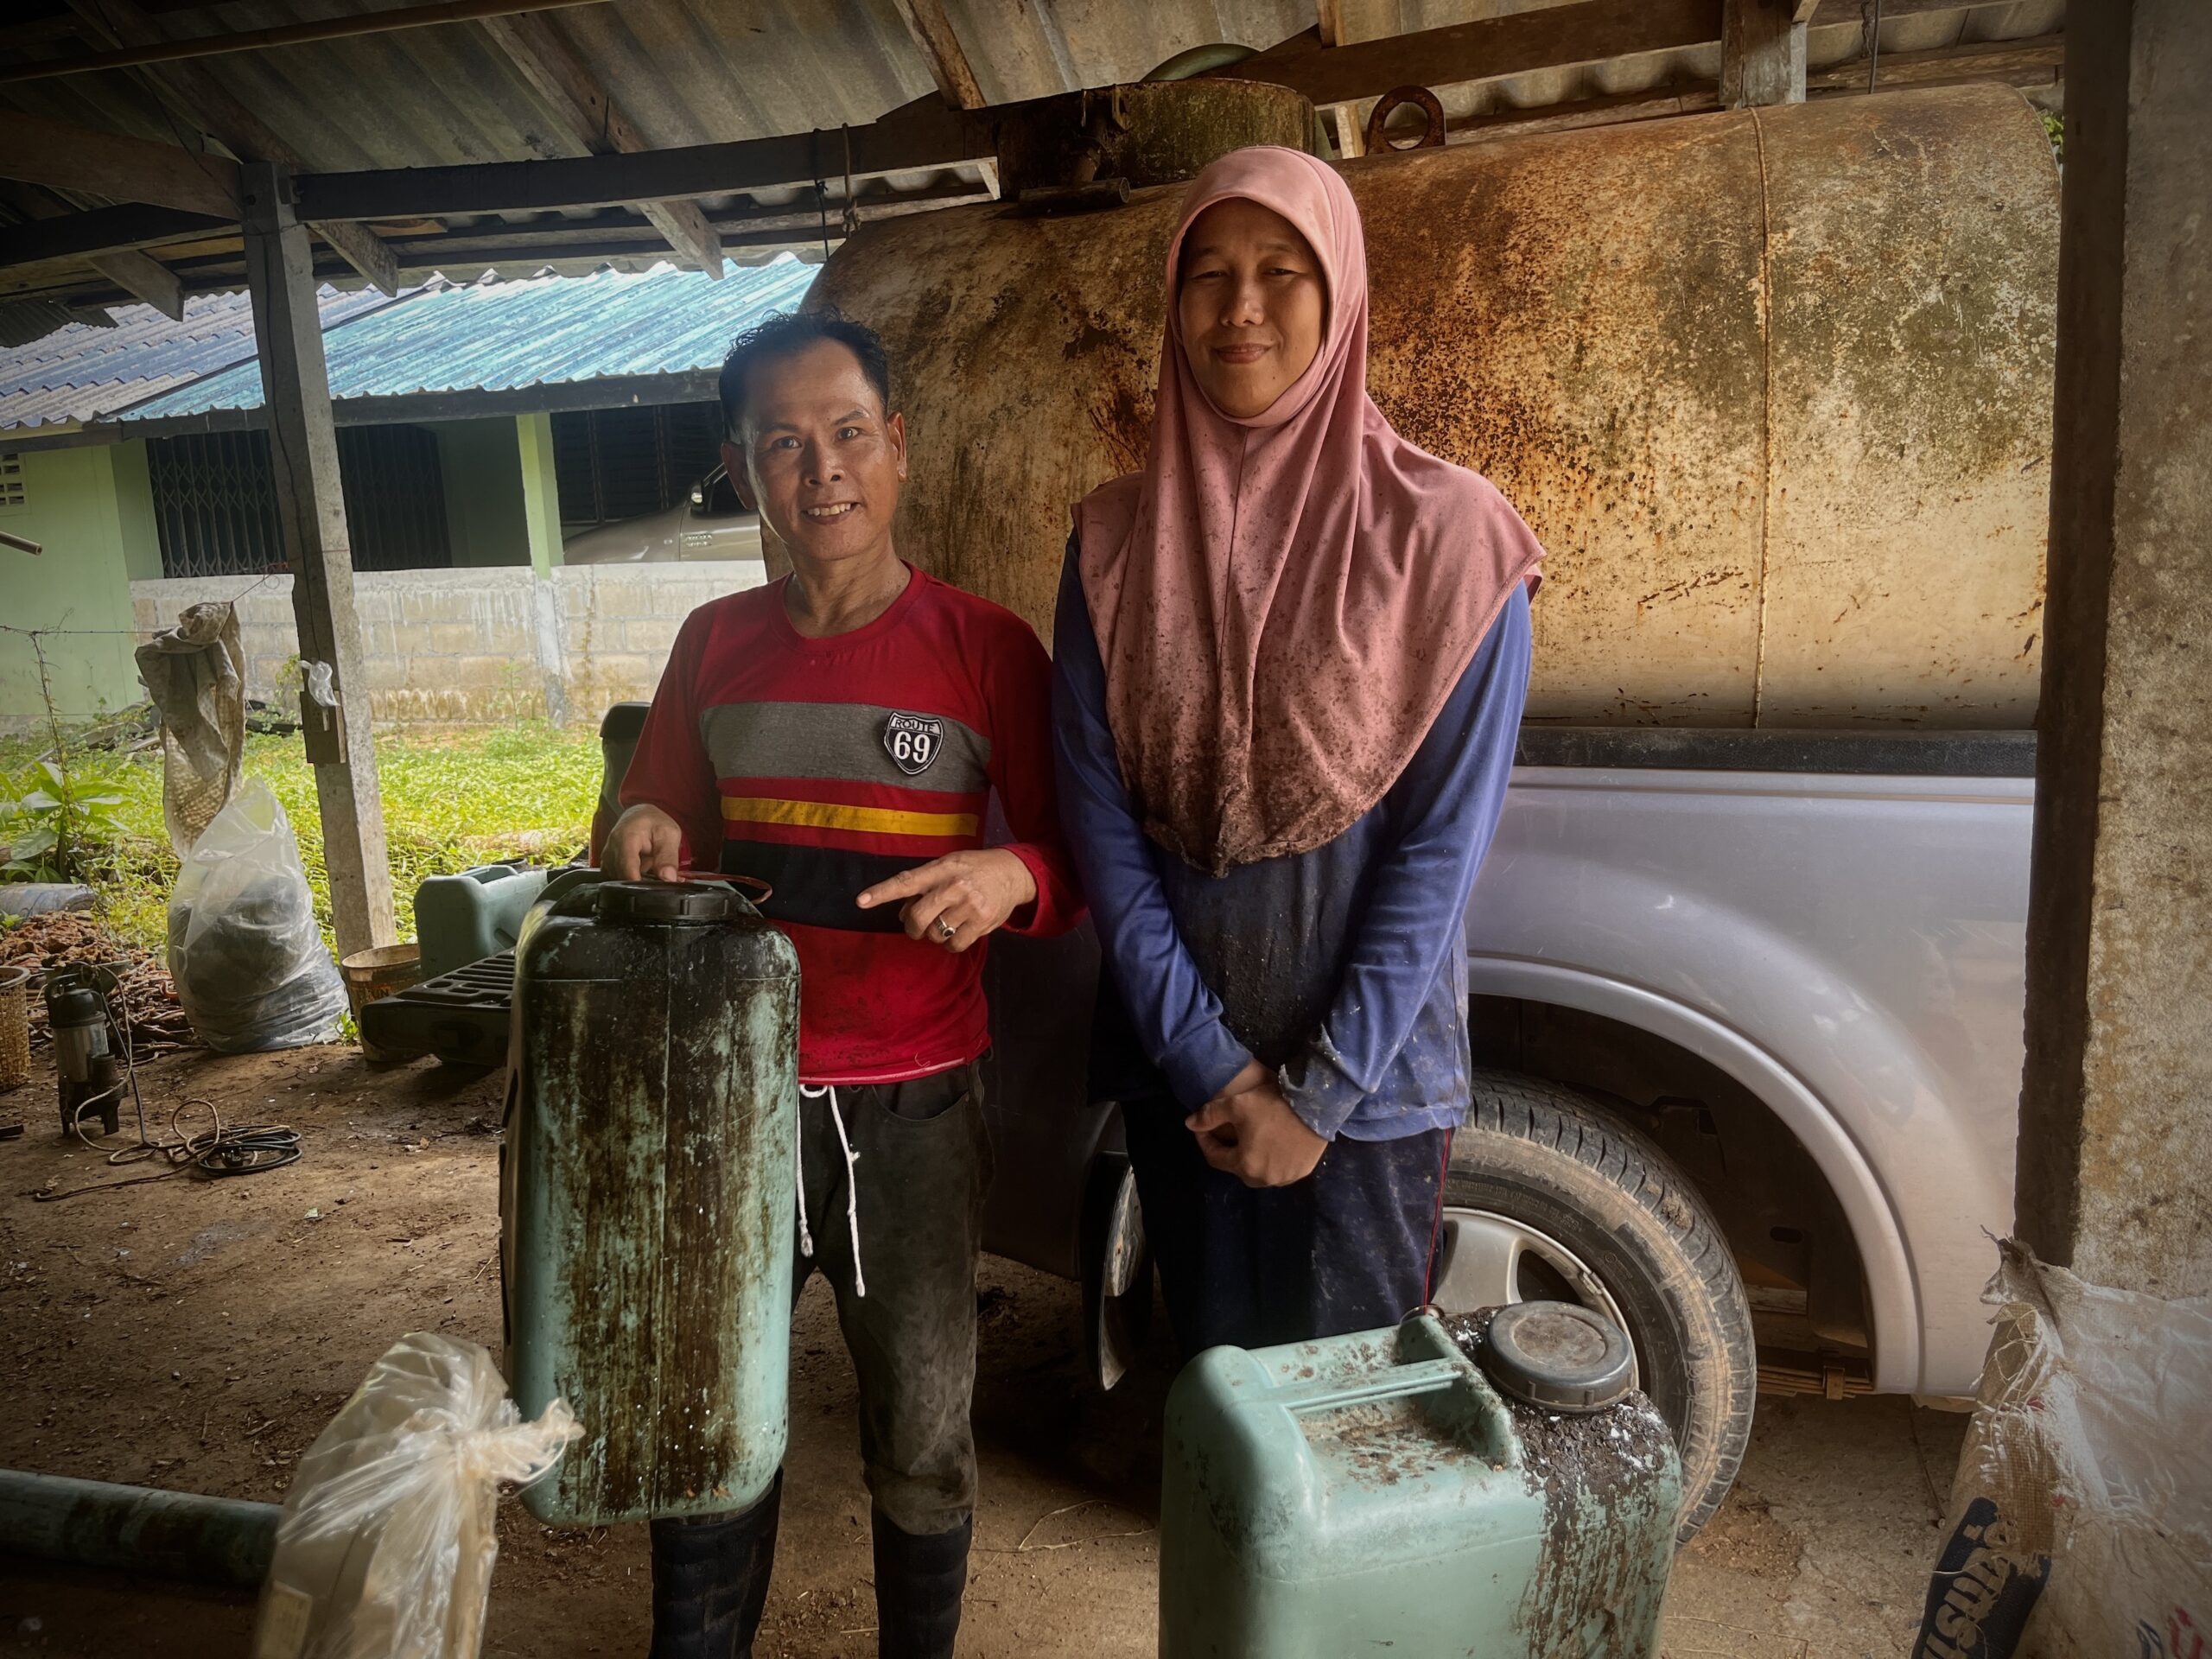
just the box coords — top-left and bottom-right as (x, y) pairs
(809, 86), (2056, 729)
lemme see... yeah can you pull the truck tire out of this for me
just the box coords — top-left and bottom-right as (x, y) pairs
(1437, 1071), (1756, 1541)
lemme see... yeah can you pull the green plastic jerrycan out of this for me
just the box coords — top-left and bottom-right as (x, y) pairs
(501, 873), (798, 1526)
(1160, 1312), (1681, 1658)
(414, 861), (551, 982)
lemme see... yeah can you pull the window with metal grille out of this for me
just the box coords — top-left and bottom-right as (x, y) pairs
(147, 425), (452, 578)
(550, 402), (722, 531)
(339, 425), (452, 573)
(0, 451), (26, 511)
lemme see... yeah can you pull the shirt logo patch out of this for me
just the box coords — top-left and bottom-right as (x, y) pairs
(882, 711), (945, 776)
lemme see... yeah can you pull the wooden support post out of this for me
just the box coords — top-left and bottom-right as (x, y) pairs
(88, 250), (182, 319)
(1720, 0), (1806, 107)
(239, 162), (395, 957)
(888, 0), (987, 109)
(480, 10), (723, 276)
(2017, 0), (2212, 1295)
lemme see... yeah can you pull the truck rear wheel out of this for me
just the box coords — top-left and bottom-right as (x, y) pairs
(1433, 1071), (1756, 1540)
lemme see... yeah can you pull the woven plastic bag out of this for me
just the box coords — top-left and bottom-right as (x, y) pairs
(134, 600), (245, 856)
(168, 779), (346, 1052)
(252, 1333), (581, 1659)
(1913, 1241), (2212, 1659)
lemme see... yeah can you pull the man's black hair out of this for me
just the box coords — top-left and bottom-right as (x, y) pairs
(717, 308), (892, 439)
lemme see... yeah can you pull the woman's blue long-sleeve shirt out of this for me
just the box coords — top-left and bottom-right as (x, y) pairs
(1050, 548), (1533, 1142)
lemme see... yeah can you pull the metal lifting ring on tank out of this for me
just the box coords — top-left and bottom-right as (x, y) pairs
(1363, 86), (1447, 155)
(1079, 84), (1131, 136)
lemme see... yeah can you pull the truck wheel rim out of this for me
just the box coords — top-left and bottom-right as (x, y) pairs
(1431, 1207), (1639, 1389)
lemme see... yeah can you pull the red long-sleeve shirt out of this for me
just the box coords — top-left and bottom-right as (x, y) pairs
(620, 564), (1083, 1084)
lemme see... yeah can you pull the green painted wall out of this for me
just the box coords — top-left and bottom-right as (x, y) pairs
(0, 446), (143, 726)
(427, 417), (531, 568)
(111, 441), (162, 582)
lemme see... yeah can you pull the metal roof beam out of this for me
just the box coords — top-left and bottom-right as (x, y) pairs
(478, 10), (723, 277)
(889, 0), (988, 109)
(0, 110), (241, 218)
(0, 0), (616, 85)
(1217, 0), (1726, 105)
(294, 98), (982, 221)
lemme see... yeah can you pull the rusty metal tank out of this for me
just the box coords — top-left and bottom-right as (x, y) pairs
(809, 84), (2058, 727)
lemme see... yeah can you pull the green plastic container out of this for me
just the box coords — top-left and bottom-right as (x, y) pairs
(501, 872), (798, 1525)
(414, 861), (552, 982)
(1160, 1313), (1680, 1658)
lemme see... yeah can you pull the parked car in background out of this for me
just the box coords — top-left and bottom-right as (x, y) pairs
(973, 725), (2037, 1541)
(562, 464), (765, 567)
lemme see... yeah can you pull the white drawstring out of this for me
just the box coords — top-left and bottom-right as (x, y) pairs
(798, 1084), (866, 1298)
(793, 1093), (814, 1261)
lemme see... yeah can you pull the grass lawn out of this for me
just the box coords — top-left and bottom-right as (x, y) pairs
(4, 721), (603, 957)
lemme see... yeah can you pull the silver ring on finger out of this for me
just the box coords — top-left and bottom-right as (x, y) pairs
(938, 917), (957, 941)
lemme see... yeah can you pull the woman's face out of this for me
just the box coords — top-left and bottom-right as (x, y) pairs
(1176, 198), (1326, 420)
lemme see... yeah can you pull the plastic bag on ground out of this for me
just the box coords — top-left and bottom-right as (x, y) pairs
(168, 779), (347, 1052)
(252, 1332), (581, 1659)
(1912, 1239), (2211, 1659)
(134, 601), (245, 856)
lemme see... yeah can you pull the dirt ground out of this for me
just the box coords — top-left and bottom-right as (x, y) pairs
(0, 1042), (1964, 1657)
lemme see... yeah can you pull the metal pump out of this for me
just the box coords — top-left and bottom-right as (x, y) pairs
(44, 969), (124, 1137)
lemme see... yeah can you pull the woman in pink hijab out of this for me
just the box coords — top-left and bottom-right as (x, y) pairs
(1051, 145), (1544, 1353)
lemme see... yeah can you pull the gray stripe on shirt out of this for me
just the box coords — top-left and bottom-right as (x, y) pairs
(699, 700), (991, 794)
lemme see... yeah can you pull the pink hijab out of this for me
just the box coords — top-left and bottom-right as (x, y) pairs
(1075, 146), (1544, 875)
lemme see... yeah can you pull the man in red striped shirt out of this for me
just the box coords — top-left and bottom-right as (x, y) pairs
(605, 311), (1081, 1659)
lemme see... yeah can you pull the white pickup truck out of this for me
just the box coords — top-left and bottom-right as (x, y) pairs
(975, 723), (2035, 1538)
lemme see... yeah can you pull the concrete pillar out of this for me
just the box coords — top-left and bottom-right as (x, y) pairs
(241, 161), (396, 955)
(515, 411), (569, 724)
(516, 411), (564, 580)
(2016, 0), (2212, 1296)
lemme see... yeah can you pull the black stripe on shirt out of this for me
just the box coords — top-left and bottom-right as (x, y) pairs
(719, 840), (913, 934)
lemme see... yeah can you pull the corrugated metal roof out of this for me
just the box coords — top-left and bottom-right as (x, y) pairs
(0, 1), (2063, 313)
(0, 0), (2059, 177)
(115, 255), (817, 422)
(0, 283), (394, 431)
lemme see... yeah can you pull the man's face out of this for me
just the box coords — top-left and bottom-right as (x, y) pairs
(724, 338), (906, 570)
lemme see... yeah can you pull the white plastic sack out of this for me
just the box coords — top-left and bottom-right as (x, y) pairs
(252, 1333), (581, 1659)
(1914, 1240), (2212, 1659)
(168, 779), (347, 1052)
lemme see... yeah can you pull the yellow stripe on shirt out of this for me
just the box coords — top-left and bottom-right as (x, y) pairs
(721, 795), (982, 839)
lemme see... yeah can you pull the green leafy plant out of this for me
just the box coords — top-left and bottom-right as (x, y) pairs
(1, 757), (130, 882)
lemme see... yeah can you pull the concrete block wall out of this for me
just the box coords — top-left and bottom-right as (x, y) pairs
(129, 559), (765, 726)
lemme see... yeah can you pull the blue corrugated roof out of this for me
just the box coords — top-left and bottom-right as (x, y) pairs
(118, 257), (817, 423)
(0, 286), (396, 432)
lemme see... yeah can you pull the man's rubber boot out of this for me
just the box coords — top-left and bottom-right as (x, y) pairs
(870, 1510), (972, 1659)
(647, 1471), (784, 1659)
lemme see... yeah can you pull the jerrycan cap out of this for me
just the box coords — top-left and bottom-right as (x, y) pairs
(595, 879), (749, 925)
(1479, 1300), (1635, 1414)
